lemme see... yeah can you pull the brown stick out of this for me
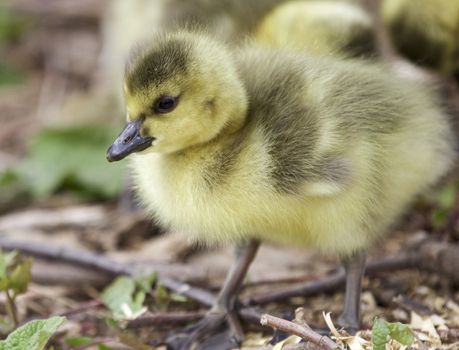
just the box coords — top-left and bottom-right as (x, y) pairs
(392, 294), (432, 316)
(260, 314), (338, 350)
(249, 270), (346, 305)
(60, 300), (103, 317)
(0, 238), (216, 307)
(126, 311), (206, 328)
(248, 247), (430, 305)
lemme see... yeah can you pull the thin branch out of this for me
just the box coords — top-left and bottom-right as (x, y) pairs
(260, 314), (338, 350)
(60, 300), (103, 317)
(0, 238), (132, 275)
(126, 311), (205, 328)
(0, 238), (215, 307)
(158, 276), (215, 307)
(392, 294), (432, 316)
(249, 270), (345, 305)
(248, 252), (420, 305)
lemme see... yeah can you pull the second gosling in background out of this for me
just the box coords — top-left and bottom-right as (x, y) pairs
(255, 0), (375, 58)
(107, 31), (455, 349)
(382, 0), (459, 75)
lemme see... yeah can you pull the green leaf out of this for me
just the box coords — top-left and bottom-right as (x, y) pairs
(372, 318), (414, 350)
(0, 251), (32, 295)
(0, 251), (9, 290)
(0, 251), (20, 291)
(15, 125), (126, 200)
(66, 336), (93, 347)
(9, 257), (32, 295)
(372, 318), (390, 350)
(135, 273), (157, 293)
(0, 316), (65, 350)
(388, 322), (415, 346)
(101, 277), (147, 320)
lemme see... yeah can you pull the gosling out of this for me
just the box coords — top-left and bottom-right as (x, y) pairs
(382, 0), (459, 75)
(107, 31), (455, 348)
(255, 0), (376, 58)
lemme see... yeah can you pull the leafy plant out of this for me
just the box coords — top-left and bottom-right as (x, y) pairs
(101, 273), (156, 320)
(0, 316), (65, 350)
(0, 124), (127, 201)
(0, 250), (33, 329)
(99, 274), (157, 349)
(372, 318), (414, 350)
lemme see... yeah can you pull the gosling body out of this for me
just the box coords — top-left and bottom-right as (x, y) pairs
(124, 33), (454, 257)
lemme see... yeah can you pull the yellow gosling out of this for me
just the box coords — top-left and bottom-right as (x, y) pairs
(107, 31), (455, 347)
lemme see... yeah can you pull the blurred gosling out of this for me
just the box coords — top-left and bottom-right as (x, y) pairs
(255, 0), (376, 58)
(382, 0), (459, 75)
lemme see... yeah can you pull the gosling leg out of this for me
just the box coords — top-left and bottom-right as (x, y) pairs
(337, 251), (366, 334)
(165, 240), (260, 350)
(215, 240), (260, 313)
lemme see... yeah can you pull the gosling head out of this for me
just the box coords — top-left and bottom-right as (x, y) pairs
(107, 31), (247, 161)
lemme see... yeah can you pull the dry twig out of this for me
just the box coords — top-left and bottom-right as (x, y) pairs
(260, 313), (338, 350)
(126, 311), (206, 328)
(0, 237), (216, 307)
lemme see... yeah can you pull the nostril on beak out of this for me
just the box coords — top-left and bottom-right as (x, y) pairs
(123, 135), (133, 144)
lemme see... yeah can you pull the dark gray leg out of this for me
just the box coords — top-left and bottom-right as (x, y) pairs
(215, 241), (260, 310)
(166, 240), (260, 350)
(337, 251), (366, 334)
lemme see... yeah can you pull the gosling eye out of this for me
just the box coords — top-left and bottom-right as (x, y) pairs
(154, 95), (178, 114)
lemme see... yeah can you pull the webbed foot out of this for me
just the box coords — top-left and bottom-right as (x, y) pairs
(165, 307), (243, 350)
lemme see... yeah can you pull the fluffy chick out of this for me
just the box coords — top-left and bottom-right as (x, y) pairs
(115, 31), (453, 254)
(107, 31), (455, 344)
(255, 0), (376, 58)
(381, 0), (459, 75)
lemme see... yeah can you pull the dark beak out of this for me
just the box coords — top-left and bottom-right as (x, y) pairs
(107, 119), (154, 162)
